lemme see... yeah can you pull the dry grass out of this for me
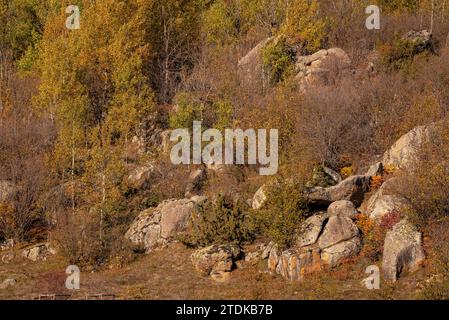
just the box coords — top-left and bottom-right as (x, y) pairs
(0, 243), (429, 300)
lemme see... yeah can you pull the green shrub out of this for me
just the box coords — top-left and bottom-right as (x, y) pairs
(181, 195), (255, 248)
(169, 92), (204, 129)
(262, 37), (296, 85)
(380, 37), (432, 71)
(255, 177), (309, 249)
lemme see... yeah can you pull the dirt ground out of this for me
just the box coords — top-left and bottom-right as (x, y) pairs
(0, 243), (428, 300)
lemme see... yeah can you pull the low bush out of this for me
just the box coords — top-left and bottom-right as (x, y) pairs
(181, 194), (255, 248)
(255, 177), (309, 249)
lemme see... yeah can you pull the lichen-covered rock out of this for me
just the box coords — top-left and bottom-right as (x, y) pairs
(191, 244), (241, 276)
(327, 200), (358, 219)
(308, 175), (371, 207)
(318, 214), (359, 250)
(126, 163), (161, 190)
(295, 47), (351, 90)
(252, 185), (268, 210)
(295, 213), (327, 247)
(126, 197), (204, 252)
(321, 237), (361, 267)
(382, 220), (425, 281)
(402, 30), (433, 54)
(382, 124), (436, 172)
(238, 37), (276, 90)
(22, 243), (55, 262)
(366, 177), (408, 221)
(269, 247), (322, 281)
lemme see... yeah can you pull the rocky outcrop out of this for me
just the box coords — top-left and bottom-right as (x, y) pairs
(126, 163), (161, 190)
(126, 197), (206, 252)
(366, 177), (408, 221)
(382, 220), (425, 281)
(321, 237), (361, 267)
(318, 213), (359, 250)
(327, 200), (358, 219)
(191, 244), (241, 276)
(308, 175), (371, 207)
(238, 37), (275, 90)
(0, 181), (17, 203)
(251, 185), (268, 210)
(295, 213), (327, 248)
(295, 48), (351, 90)
(273, 247), (322, 281)
(269, 201), (361, 281)
(382, 124), (436, 172)
(402, 30), (433, 54)
(22, 243), (55, 262)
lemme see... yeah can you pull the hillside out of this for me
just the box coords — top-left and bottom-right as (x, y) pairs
(1, 0), (449, 300)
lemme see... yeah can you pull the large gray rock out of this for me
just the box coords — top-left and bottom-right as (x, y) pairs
(318, 214), (359, 250)
(238, 37), (275, 90)
(366, 177), (408, 221)
(327, 200), (358, 219)
(295, 48), (351, 90)
(382, 124), (436, 172)
(0, 181), (17, 203)
(308, 175), (371, 206)
(191, 244), (241, 276)
(321, 237), (361, 267)
(295, 213), (327, 247)
(126, 197), (204, 252)
(382, 220), (425, 281)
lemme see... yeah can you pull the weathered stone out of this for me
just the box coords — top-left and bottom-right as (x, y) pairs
(191, 244), (241, 276)
(126, 198), (200, 252)
(366, 177), (408, 221)
(382, 124), (436, 172)
(308, 175), (371, 206)
(296, 213), (327, 247)
(327, 200), (358, 219)
(22, 243), (54, 262)
(321, 237), (361, 267)
(261, 241), (275, 260)
(402, 30), (433, 54)
(365, 162), (383, 177)
(270, 247), (322, 281)
(252, 185), (268, 210)
(267, 244), (280, 272)
(238, 37), (276, 89)
(126, 163), (161, 190)
(295, 47), (351, 89)
(323, 167), (342, 184)
(160, 199), (195, 239)
(382, 220), (425, 281)
(318, 214), (359, 250)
